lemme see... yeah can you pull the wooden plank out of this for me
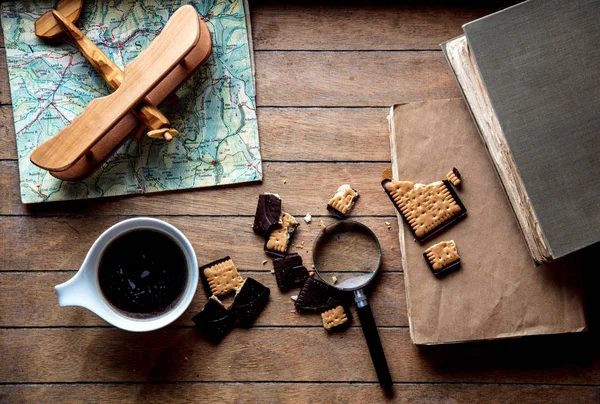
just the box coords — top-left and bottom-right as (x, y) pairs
(0, 272), (407, 327)
(0, 107), (391, 161)
(259, 107), (390, 161)
(255, 51), (460, 107)
(1, 328), (598, 384)
(1, 216), (401, 271)
(0, 107), (14, 159)
(250, 2), (503, 51)
(0, 161), (396, 216)
(0, 49), (459, 108)
(1, 383), (598, 403)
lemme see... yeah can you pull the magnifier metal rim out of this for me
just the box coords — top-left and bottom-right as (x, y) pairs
(311, 219), (383, 291)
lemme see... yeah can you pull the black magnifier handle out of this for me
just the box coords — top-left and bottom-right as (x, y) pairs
(354, 290), (393, 389)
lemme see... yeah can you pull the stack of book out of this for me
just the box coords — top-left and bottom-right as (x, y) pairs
(390, 0), (599, 345)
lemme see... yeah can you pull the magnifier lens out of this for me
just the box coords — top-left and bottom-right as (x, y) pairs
(312, 221), (381, 290)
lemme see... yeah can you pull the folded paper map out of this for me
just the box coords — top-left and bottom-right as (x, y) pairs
(0, 0), (261, 203)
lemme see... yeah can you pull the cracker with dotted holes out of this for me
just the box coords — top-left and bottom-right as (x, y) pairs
(446, 168), (462, 187)
(321, 305), (349, 331)
(382, 179), (465, 241)
(265, 212), (299, 255)
(327, 184), (359, 218)
(201, 256), (244, 296)
(425, 240), (460, 272)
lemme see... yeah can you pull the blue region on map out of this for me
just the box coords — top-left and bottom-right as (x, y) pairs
(0, 0), (262, 203)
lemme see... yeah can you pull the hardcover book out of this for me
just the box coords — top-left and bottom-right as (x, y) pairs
(442, 0), (600, 263)
(388, 98), (586, 345)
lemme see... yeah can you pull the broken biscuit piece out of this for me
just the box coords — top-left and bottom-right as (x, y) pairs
(201, 256), (245, 296)
(321, 305), (350, 331)
(446, 168), (462, 187)
(265, 212), (299, 257)
(382, 179), (466, 241)
(327, 184), (359, 218)
(424, 240), (461, 277)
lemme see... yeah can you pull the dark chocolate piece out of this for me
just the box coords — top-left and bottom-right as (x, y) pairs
(192, 296), (235, 340)
(273, 253), (309, 290)
(253, 194), (282, 236)
(326, 204), (346, 219)
(231, 277), (270, 327)
(295, 277), (342, 312)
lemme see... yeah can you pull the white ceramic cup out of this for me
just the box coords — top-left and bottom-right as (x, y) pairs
(55, 217), (198, 332)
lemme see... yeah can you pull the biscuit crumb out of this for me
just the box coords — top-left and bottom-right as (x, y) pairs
(319, 220), (326, 229)
(262, 260), (268, 265)
(295, 241), (305, 249)
(304, 214), (312, 224)
(332, 276), (337, 284)
(283, 179), (287, 184)
(290, 295), (298, 302)
(385, 221), (392, 230)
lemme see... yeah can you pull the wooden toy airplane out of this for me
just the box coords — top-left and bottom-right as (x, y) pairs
(30, 1), (212, 181)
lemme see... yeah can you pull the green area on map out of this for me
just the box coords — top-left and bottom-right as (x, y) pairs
(1, 0), (261, 203)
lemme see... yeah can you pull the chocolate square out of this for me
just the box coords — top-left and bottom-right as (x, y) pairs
(295, 277), (343, 312)
(252, 194), (282, 236)
(231, 277), (270, 327)
(273, 253), (309, 290)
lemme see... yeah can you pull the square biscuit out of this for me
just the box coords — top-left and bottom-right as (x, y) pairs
(382, 179), (465, 240)
(201, 257), (244, 296)
(321, 305), (349, 331)
(425, 240), (460, 271)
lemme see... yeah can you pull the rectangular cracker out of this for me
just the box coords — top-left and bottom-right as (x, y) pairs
(424, 240), (461, 276)
(382, 179), (466, 241)
(201, 256), (244, 296)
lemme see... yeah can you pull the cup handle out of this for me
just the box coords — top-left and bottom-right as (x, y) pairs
(55, 270), (96, 310)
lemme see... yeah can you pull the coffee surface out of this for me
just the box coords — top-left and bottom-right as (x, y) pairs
(98, 229), (187, 318)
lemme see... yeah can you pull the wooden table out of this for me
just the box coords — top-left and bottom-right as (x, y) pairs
(1, 1), (599, 402)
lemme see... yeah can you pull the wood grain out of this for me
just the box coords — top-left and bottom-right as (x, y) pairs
(0, 161), (396, 216)
(0, 107), (392, 161)
(0, 50), (459, 108)
(1, 328), (599, 384)
(0, 107), (13, 159)
(0, 272), (407, 327)
(251, 2), (511, 51)
(1, 383), (598, 403)
(0, 216), (400, 272)
(255, 51), (460, 107)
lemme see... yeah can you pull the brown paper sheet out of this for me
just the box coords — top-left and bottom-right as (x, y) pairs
(389, 98), (586, 345)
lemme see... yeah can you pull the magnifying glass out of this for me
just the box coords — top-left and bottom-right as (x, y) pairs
(312, 220), (393, 389)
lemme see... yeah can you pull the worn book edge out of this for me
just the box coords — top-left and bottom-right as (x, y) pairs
(441, 35), (552, 264)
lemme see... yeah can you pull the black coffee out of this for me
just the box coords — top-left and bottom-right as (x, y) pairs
(98, 229), (188, 318)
